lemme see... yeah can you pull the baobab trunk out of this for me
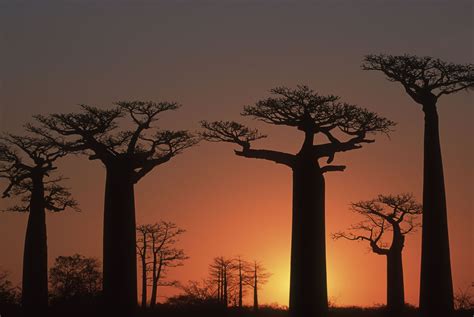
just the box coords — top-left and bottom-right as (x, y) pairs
(289, 132), (328, 317)
(386, 250), (404, 313)
(419, 103), (454, 315)
(103, 163), (137, 315)
(22, 175), (48, 315)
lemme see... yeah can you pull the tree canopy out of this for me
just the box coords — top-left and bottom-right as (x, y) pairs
(362, 54), (474, 104)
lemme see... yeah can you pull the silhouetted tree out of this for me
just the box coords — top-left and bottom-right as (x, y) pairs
(362, 55), (473, 315)
(0, 134), (78, 314)
(209, 257), (236, 308)
(244, 261), (271, 312)
(169, 279), (217, 307)
(49, 254), (102, 302)
(136, 224), (153, 309)
(0, 270), (19, 307)
(236, 256), (249, 309)
(333, 193), (422, 313)
(201, 85), (394, 316)
(147, 221), (188, 308)
(31, 102), (197, 314)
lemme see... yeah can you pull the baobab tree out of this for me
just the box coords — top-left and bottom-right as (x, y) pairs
(333, 193), (422, 313)
(0, 134), (78, 314)
(244, 261), (271, 312)
(31, 101), (197, 314)
(201, 85), (394, 316)
(362, 55), (473, 315)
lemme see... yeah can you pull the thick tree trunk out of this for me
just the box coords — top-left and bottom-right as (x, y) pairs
(386, 250), (404, 312)
(289, 133), (328, 317)
(419, 103), (454, 315)
(140, 237), (147, 309)
(22, 175), (48, 315)
(103, 164), (137, 316)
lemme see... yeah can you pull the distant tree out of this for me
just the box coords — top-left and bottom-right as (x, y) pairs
(168, 280), (217, 307)
(333, 193), (422, 313)
(201, 85), (394, 316)
(244, 261), (271, 312)
(136, 224), (152, 309)
(31, 102), (197, 313)
(0, 270), (19, 307)
(146, 222), (188, 308)
(362, 55), (473, 315)
(0, 134), (78, 314)
(209, 257), (236, 308)
(49, 254), (102, 303)
(453, 285), (473, 311)
(236, 256), (249, 309)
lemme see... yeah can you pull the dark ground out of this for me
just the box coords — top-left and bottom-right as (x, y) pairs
(1, 304), (473, 317)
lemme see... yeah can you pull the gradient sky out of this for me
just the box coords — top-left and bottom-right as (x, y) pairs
(0, 0), (472, 308)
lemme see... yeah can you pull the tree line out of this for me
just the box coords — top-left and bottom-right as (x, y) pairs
(1, 54), (472, 317)
(171, 256), (270, 312)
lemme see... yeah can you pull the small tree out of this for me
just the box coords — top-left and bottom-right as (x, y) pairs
(0, 134), (78, 314)
(49, 254), (102, 303)
(244, 261), (271, 312)
(209, 257), (236, 308)
(235, 256), (249, 309)
(32, 102), (197, 313)
(136, 224), (152, 309)
(333, 193), (422, 312)
(201, 85), (394, 316)
(148, 222), (187, 307)
(0, 270), (19, 307)
(362, 55), (473, 315)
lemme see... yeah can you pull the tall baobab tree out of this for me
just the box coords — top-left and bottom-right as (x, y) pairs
(0, 134), (78, 314)
(31, 101), (197, 314)
(244, 261), (271, 312)
(362, 55), (473, 315)
(201, 85), (394, 316)
(333, 193), (422, 313)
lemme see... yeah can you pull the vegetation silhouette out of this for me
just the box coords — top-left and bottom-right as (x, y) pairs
(0, 270), (20, 313)
(30, 102), (198, 315)
(49, 254), (102, 311)
(362, 54), (474, 316)
(0, 133), (78, 315)
(136, 222), (188, 309)
(243, 261), (271, 312)
(333, 193), (422, 313)
(201, 85), (395, 316)
(175, 256), (271, 313)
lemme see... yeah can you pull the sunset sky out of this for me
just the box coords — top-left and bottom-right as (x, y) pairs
(0, 0), (472, 308)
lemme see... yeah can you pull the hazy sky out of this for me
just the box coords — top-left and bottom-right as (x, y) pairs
(1, 0), (472, 307)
